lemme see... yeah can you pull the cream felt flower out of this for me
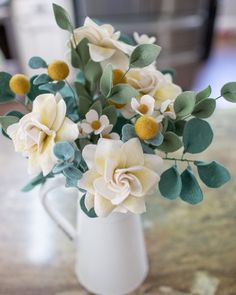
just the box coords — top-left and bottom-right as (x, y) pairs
(73, 17), (134, 69)
(81, 109), (112, 135)
(7, 93), (79, 176)
(127, 68), (182, 108)
(133, 32), (156, 44)
(79, 138), (162, 217)
(100, 125), (120, 140)
(131, 95), (155, 116)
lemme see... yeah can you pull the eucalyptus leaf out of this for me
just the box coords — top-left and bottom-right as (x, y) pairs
(53, 3), (73, 32)
(196, 85), (211, 103)
(63, 167), (83, 180)
(53, 142), (75, 161)
(141, 142), (155, 154)
(33, 74), (52, 85)
(77, 38), (90, 67)
(102, 105), (117, 125)
(27, 75), (48, 101)
(158, 132), (182, 153)
(122, 124), (136, 142)
(0, 116), (19, 133)
(80, 194), (97, 218)
(109, 84), (138, 104)
(74, 81), (90, 98)
(180, 167), (203, 205)
(129, 44), (161, 68)
(65, 177), (79, 188)
(159, 166), (182, 200)
(76, 138), (91, 151)
(71, 44), (82, 68)
(74, 150), (82, 166)
(0, 72), (15, 103)
(39, 81), (65, 93)
(78, 95), (91, 118)
(84, 59), (102, 84)
(174, 91), (195, 118)
(21, 172), (54, 192)
(90, 100), (102, 116)
(221, 82), (236, 102)
(161, 68), (176, 77)
(53, 162), (73, 174)
(5, 110), (24, 119)
(28, 56), (47, 69)
(192, 98), (216, 118)
(145, 132), (164, 147)
(100, 64), (113, 97)
(183, 118), (213, 154)
(195, 161), (231, 188)
(175, 120), (186, 136)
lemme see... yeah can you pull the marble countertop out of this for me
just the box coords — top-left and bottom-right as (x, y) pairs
(0, 109), (235, 295)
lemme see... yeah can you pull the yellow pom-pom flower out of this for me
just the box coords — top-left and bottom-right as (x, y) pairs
(48, 60), (69, 81)
(135, 116), (160, 140)
(9, 74), (30, 95)
(112, 69), (128, 85)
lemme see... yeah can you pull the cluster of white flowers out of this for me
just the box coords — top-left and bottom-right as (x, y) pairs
(6, 16), (183, 217)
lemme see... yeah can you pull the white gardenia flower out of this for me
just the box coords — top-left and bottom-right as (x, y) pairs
(131, 95), (155, 116)
(133, 32), (156, 44)
(160, 99), (176, 119)
(127, 68), (182, 108)
(73, 17), (134, 70)
(79, 138), (163, 217)
(7, 93), (79, 176)
(81, 109), (112, 135)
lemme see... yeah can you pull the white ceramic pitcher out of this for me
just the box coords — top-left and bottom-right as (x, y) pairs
(39, 177), (149, 295)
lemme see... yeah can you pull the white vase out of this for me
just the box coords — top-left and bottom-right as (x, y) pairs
(39, 177), (149, 295)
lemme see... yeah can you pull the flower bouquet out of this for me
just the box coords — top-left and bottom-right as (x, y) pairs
(1, 3), (236, 294)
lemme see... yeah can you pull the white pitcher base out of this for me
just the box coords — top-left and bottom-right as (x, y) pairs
(75, 262), (149, 295)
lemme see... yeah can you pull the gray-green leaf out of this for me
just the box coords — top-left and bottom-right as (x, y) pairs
(174, 91), (195, 118)
(80, 194), (97, 218)
(0, 116), (19, 133)
(192, 98), (216, 118)
(159, 166), (182, 200)
(109, 84), (138, 104)
(102, 105), (117, 125)
(100, 64), (113, 97)
(33, 74), (52, 85)
(194, 161), (231, 188)
(183, 118), (213, 154)
(122, 124), (136, 142)
(84, 60), (102, 84)
(90, 100), (102, 116)
(221, 82), (236, 102)
(0, 72), (15, 103)
(195, 85), (211, 103)
(180, 167), (203, 205)
(129, 44), (161, 68)
(52, 3), (73, 32)
(158, 131), (182, 153)
(53, 142), (75, 161)
(28, 56), (47, 69)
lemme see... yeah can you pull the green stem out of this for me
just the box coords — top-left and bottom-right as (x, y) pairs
(65, 80), (77, 101)
(215, 95), (221, 100)
(163, 156), (195, 163)
(119, 67), (130, 83)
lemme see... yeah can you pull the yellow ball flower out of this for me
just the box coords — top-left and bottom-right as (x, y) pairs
(48, 60), (69, 81)
(135, 116), (160, 140)
(9, 74), (30, 95)
(112, 69), (128, 85)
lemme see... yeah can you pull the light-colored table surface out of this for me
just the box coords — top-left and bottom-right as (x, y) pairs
(0, 109), (235, 295)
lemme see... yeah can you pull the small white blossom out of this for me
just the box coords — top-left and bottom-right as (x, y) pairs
(81, 110), (112, 135)
(131, 95), (155, 116)
(160, 99), (176, 119)
(133, 32), (156, 44)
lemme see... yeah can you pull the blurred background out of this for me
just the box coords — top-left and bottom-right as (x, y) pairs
(0, 1), (236, 294)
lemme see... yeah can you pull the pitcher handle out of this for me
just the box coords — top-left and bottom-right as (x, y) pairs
(39, 177), (77, 241)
